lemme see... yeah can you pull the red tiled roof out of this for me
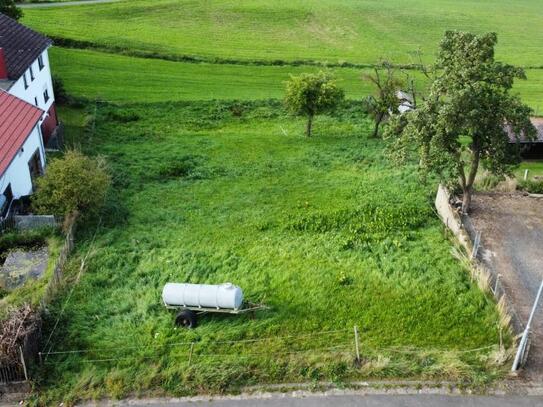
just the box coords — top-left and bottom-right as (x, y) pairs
(0, 91), (43, 176)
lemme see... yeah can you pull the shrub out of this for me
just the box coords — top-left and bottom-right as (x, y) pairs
(0, 0), (22, 21)
(32, 150), (111, 218)
(517, 178), (543, 194)
(52, 75), (70, 105)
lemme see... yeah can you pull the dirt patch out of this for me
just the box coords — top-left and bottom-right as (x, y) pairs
(469, 192), (543, 380)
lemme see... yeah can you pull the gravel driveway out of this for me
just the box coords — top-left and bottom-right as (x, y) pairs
(469, 192), (543, 380)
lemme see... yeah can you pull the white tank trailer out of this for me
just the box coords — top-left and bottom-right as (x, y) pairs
(162, 282), (244, 310)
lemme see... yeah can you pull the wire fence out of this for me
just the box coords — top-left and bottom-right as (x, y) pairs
(40, 218), (76, 306)
(434, 185), (529, 371)
(37, 325), (500, 382)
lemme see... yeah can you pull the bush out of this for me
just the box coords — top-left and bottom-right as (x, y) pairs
(32, 150), (111, 218)
(517, 178), (543, 194)
(52, 75), (70, 105)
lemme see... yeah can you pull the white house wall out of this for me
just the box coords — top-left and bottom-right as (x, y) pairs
(0, 125), (46, 199)
(7, 48), (55, 114)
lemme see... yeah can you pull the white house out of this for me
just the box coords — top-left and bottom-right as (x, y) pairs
(0, 13), (58, 145)
(0, 91), (46, 218)
(0, 14), (57, 218)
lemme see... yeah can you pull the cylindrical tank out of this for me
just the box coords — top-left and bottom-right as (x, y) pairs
(162, 283), (244, 310)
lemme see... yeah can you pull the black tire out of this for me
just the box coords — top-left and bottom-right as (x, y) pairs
(175, 310), (197, 329)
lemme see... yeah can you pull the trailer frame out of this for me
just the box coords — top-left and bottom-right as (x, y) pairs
(164, 301), (268, 328)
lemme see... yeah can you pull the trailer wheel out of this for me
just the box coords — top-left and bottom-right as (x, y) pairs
(175, 310), (197, 329)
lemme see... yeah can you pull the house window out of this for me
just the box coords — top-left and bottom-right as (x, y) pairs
(34, 97), (38, 106)
(28, 149), (43, 191)
(38, 55), (44, 70)
(43, 89), (50, 104)
(30, 66), (34, 81)
(23, 73), (28, 89)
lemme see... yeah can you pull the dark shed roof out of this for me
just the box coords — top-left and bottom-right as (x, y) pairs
(0, 13), (52, 81)
(507, 118), (543, 144)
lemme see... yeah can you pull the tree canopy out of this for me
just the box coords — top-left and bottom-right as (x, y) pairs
(385, 31), (535, 213)
(363, 63), (404, 138)
(284, 71), (344, 137)
(0, 0), (22, 21)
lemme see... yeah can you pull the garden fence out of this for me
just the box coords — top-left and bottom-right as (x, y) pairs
(38, 324), (501, 386)
(1, 217), (76, 388)
(0, 215), (15, 234)
(41, 219), (76, 305)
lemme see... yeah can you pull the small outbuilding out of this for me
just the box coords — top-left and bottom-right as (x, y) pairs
(507, 118), (543, 158)
(395, 90), (414, 114)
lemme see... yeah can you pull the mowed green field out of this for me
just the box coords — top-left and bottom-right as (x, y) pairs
(50, 47), (543, 111)
(48, 48), (425, 102)
(39, 102), (506, 403)
(22, 0), (543, 66)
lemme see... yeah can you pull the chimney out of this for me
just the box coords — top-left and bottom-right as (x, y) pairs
(0, 48), (8, 80)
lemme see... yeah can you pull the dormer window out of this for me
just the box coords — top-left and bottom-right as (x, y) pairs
(29, 66), (34, 81)
(23, 72), (28, 89)
(38, 55), (44, 71)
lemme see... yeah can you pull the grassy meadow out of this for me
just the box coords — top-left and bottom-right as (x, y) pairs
(36, 101), (508, 403)
(17, 0), (543, 402)
(23, 0), (543, 67)
(49, 47), (543, 111)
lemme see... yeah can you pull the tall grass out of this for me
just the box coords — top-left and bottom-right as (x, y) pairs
(34, 101), (510, 403)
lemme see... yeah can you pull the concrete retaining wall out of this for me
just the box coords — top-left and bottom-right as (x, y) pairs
(434, 185), (472, 250)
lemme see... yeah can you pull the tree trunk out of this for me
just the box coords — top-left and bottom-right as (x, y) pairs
(306, 114), (313, 137)
(372, 115), (382, 138)
(461, 146), (481, 214)
(461, 186), (472, 214)
(372, 119), (381, 138)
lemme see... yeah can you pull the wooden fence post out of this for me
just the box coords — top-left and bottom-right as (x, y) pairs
(354, 325), (361, 364)
(19, 346), (28, 381)
(494, 274), (500, 295)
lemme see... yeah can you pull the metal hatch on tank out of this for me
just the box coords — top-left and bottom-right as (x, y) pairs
(162, 282), (267, 328)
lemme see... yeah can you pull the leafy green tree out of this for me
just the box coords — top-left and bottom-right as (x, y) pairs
(363, 63), (404, 138)
(33, 150), (111, 218)
(0, 0), (22, 21)
(284, 71), (344, 137)
(385, 31), (535, 213)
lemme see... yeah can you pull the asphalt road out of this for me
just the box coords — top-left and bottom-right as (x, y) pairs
(19, 0), (120, 8)
(78, 394), (543, 407)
